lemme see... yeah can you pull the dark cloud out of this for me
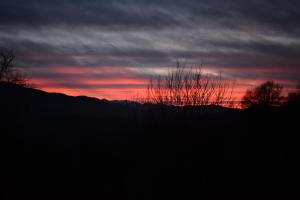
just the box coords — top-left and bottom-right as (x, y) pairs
(1, 0), (300, 96)
(1, 0), (300, 32)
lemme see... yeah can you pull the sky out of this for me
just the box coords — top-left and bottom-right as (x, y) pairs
(1, 0), (300, 101)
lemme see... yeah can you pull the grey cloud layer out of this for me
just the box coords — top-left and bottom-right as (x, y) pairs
(0, 0), (300, 83)
(1, 0), (300, 32)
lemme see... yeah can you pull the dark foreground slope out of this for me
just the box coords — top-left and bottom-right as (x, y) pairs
(1, 83), (299, 200)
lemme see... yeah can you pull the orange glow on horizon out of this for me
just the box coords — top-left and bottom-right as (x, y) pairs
(41, 86), (147, 100)
(29, 65), (299, 105)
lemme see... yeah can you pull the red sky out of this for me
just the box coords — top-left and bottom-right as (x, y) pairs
(29, 65), (299, 105)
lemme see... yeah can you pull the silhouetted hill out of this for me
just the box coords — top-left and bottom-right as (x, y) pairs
(1, 83), (299, 200)
(0, 83), (137, 118)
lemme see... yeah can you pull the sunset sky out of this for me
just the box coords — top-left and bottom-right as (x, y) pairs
(1, 0), (300, 100)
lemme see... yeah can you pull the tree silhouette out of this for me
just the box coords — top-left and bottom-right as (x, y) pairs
(241, 81), (284, 108)
(0, 50), (31, 87)
(145, 62), (235, 106)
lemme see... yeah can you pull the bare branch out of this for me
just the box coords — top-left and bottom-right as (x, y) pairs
(144, 62), (235, 107)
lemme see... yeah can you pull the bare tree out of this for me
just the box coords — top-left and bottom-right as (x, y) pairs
(241, 81), (284, 108)
(0, 50), (32, 87)
(145, 62), (235, 106)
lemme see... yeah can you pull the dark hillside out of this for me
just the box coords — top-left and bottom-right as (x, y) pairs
(1, 83), (299, 200)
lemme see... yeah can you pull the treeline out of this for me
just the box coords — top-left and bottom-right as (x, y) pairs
(143, 62), (300, 108)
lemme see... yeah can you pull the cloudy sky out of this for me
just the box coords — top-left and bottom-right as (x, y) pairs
(1, 0), (300, 100)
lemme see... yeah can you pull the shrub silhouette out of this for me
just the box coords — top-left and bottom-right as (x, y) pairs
(145, 62), (235, 106)
(241, 81), (284, 108)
